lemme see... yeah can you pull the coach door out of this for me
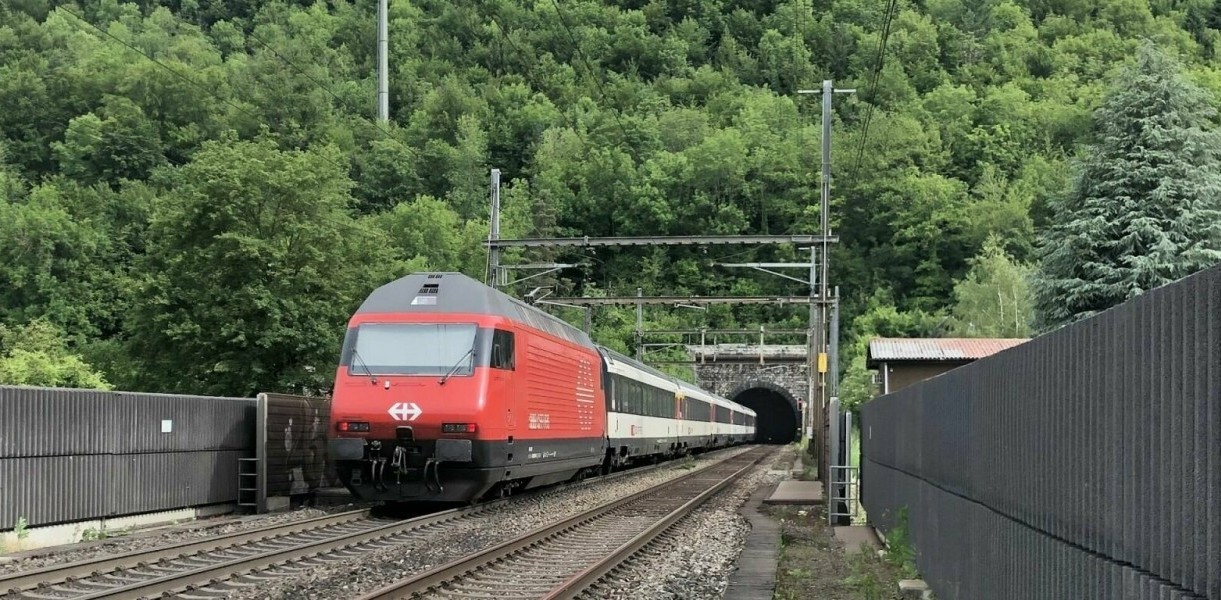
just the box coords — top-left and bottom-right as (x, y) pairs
(674, 391), (684, 437)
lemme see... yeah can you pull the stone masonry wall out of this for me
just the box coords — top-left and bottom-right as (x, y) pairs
(693, 361), (808, 407)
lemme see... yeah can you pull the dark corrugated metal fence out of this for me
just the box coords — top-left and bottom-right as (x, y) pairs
(0, 386), (255, 529)
(256, 392), (340, 512)
(861, 265), (1221, 600)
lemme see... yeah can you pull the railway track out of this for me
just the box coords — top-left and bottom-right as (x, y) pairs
(0, 448), (750, 600)
(354, 446), (773, 600)
(0, 507), (437, 600)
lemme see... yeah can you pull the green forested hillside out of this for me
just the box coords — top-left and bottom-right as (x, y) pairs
(2, 0), (1219, 398)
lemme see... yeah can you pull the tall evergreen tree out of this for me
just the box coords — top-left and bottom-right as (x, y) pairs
(1034, 43), (1221, 330)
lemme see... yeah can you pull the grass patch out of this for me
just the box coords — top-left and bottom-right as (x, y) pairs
(880, 507), (919, 578)
(80, 524), (132, 542)
(767, 504), (906, 600)
(674, 455), (697, 470)
(80, 527), (107, 541)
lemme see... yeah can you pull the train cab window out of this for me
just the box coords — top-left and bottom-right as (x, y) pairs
(491, 329), (515, 370)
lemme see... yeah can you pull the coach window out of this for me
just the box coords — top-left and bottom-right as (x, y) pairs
(491, 330), (515, 370)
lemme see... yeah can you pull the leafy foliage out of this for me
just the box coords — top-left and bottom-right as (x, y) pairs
(125, 139), (402, 396)
(839, 291), (945, 412)
(0, 1), (1219, 395)
(0, 319), (112, 389)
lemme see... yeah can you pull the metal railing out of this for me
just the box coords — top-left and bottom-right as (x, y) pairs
(828, 464), (859, 523)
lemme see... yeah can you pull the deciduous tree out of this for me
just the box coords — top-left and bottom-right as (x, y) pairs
(951, 235), (1034, 338)
(0, 319), (111, 389)
(126, 139), (401, 396)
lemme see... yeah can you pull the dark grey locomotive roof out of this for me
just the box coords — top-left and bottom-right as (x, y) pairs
(356, 272), (595, 347)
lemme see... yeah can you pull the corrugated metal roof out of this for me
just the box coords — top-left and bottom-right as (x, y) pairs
(866, 338), (1028, 366)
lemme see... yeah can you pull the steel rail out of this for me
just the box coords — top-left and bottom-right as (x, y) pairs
(355, 446), (770, 600)
(540, 458), (756, 600)
(64, 505), (488, 600)
(0, 508), (375, 594)
(2, 447), (748, 600)
(3, 447), (744, 600)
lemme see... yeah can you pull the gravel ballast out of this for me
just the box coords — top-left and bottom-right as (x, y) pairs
(582, 449), (788, 600)
(213, 447), (755, 600)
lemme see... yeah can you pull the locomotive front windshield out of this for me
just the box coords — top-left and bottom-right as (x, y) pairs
(348, 323), (477, 376)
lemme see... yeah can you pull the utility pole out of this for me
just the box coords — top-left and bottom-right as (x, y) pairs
(819, 80), (834, 308)
(377, 0), (389, 122)
(798, 80), (854, 493)
(828, 288), (846, 525)
(489, 169), (501, 289)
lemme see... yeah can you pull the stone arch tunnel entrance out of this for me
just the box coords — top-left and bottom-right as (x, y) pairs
(727, 380), (800, 444)
(689, 344), (808, 446)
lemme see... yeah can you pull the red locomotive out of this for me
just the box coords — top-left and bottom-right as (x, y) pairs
(327, 272), (755, 503)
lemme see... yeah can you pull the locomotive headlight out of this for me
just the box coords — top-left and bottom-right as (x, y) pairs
(336, 421), (370, 432)
(442, 423), (478, 433)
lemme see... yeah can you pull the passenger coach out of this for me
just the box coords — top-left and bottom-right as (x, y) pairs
(601, 349), (756, 469)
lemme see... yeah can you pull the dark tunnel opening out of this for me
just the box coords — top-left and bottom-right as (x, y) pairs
(731, 387), (799, 444)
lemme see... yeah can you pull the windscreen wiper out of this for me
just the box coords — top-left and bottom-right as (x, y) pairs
(438, 348), (475, 385)
(351, 348), (377, 384)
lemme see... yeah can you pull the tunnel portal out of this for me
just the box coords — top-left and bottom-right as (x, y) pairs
(689, 344), (809, 446)
(730, 383), (800, 444)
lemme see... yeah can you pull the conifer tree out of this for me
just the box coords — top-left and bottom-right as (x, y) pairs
(1034, 43), (1221, 330)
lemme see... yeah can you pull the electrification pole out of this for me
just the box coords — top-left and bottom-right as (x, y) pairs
(798, 80), (853, 493)
(377, 0), (389, 123)
(489, 169), (501, 289)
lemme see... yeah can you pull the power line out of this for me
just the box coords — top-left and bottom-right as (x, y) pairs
(490, 7), (626, 273)
(247, 30), (348, 108)
(849, 0), (899, 184)
(545, 0), (641, 162)
(487, 14), (602, 284)
(785, 0), (806, 236)
(60, 6), (361, 178)
(60, 7), (263, 125)
(57, 7), (426, 247)
(245, 28), (400, 142)
(784, 0), (810, 236)
(489, 13), (591, 152)
(59, 7), (355, 176)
